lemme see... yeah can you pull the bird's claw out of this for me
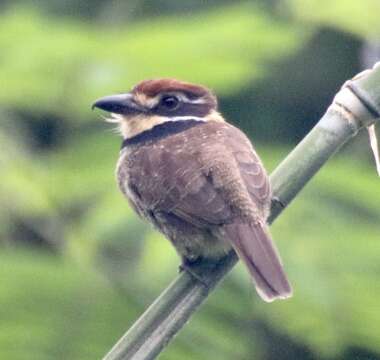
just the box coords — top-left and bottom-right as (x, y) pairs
(272, 196), (285, 209)
(179, 261), (210, 288)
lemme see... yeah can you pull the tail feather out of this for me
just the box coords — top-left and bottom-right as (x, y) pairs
(224, 222), (292, 302)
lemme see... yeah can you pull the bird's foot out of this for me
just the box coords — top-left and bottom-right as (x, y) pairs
(179, 258), (215, 288)
(272, 196), (285, 209)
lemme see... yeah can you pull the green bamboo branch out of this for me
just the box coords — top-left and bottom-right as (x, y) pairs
(103, 63), (380, 360)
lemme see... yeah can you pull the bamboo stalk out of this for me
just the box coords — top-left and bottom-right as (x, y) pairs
(103, 64), (380, 360)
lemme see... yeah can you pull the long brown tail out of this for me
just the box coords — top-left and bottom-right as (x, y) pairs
(224, 222), (292, 302)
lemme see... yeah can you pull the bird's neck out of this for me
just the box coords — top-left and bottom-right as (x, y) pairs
(120, 119), (205, 149)
(117, 109), (225, 140)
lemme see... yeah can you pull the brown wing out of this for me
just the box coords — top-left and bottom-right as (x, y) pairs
(132, 123), (270, 225)
(125, 122), (291, 301)
(224, 125), (271, 210)
(143, 142), (234, 227)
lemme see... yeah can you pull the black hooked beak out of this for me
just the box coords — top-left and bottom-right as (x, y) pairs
(92, 93), (145, 115)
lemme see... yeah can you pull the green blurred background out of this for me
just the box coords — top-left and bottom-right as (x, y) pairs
(1, 1), (380, 359)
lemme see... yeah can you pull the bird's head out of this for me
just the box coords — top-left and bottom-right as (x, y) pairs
(92, 78), (224, 139)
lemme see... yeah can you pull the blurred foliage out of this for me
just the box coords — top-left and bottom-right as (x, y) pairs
(0, 4), (306, 121)
(0, 250), (140, 360)
(1, 1), (380, 360)
(287, 0), (380, 38)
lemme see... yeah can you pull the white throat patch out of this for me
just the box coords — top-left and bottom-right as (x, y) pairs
(106, 110), (224, 139)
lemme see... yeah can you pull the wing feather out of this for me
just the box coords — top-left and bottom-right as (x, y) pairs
(123, 121), (291, 301)
(224, 222), (292, 302)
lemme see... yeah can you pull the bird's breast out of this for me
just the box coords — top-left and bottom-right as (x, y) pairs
(116, 150), (138, 205)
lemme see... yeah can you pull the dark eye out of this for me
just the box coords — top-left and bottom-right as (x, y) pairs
(160, 95), (179, 110)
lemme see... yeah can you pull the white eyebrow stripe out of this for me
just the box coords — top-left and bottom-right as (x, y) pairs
(133, 91), (207, 109)
(158, 92), (207, 105)
(185, 97), (207, 104)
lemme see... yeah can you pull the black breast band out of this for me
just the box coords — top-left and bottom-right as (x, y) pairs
(121, 119), (204, 149)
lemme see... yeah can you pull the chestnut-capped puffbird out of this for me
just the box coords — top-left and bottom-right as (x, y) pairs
(93, 78), (292, 302)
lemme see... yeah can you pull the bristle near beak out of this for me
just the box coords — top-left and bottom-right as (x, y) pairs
(105, 113), (125, 123)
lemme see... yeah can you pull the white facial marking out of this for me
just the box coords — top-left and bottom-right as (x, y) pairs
(134, 93), (159, 108)
(106, 109), (225, 139)
(169, 116), (206, 122)
(158, 92), (206, 105)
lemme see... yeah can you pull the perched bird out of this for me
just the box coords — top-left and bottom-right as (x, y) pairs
(93, 78), (292, 302)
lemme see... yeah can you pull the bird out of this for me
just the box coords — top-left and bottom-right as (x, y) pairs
(92, 78), (292, 302)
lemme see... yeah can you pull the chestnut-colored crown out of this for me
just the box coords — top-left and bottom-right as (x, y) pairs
(132, 78), (217, 108)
